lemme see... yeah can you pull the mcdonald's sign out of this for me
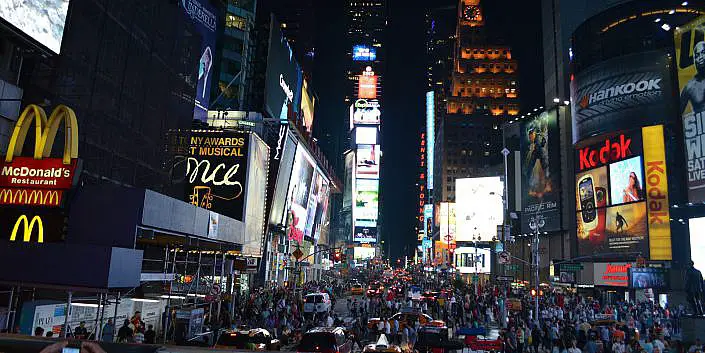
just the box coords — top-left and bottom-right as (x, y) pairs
(0, 104), (80, 204)
(9, 215), (44, 243)
(0, 209), (65, 243)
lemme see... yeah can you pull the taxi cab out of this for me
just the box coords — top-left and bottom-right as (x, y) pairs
(363, 334), (402, 353)
(351, 283), (365, 295)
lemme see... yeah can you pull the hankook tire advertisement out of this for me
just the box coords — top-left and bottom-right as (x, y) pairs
(570, 51), (673, 144)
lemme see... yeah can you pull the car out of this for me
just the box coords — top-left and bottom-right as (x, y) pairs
(367, 309), (438, 330)
(363, 333), (402, 353)
(304, 293), (332, 316)
(415, 325), (464, 353)
(214, 328), (282, 350)
(351, 284), (365, 295)
(298, 327), (354, 353)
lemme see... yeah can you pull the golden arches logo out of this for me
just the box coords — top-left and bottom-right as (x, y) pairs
(9, 215), (44, 243)
(0, 188), (61, 206)
(5, 104), (78, 165)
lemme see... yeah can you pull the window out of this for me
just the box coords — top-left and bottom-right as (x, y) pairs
(225, 13), (247, 30)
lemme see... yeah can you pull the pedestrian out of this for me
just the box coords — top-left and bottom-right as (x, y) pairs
(117, 319), (133, 343)
(134, 327), (145, 344)
(74, 321), (88, 340)
(101, 319), (115, 342)
(34, 327), (44, 337)
(144, 324), (156, 344)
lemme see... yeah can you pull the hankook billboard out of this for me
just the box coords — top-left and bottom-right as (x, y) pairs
(570, 51), (673, 144)
(264, 15), (303, 121)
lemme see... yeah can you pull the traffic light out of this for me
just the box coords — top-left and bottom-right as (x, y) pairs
(330, 250), (342, 262)
(530, 288), (537, 297)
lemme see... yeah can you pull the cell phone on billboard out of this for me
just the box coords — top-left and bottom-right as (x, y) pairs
(578, 175), (597, 229)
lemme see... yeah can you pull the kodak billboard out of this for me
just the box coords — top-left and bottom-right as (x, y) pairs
(0, 104), (81, 243)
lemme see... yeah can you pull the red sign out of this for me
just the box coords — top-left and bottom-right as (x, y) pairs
(577, 134), (636, 171)
(465, 336), (503, 351)
(0, 188), (63, 206)
(0, 157), (78, 190)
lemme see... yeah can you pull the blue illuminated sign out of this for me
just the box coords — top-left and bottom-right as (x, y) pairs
(353, 45), (377, 61)
(426, 91), (435, 190)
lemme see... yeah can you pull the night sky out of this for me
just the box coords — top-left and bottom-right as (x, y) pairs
(312, 0), (544, 261)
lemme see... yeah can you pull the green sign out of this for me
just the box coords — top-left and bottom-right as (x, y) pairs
(506, 264), (520, 271)
(472, 275), (479, 283)
(560, 263), (583, 271)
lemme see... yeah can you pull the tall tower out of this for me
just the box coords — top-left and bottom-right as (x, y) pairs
(435, 0), (519, 203)
(343, 0), (387, 262)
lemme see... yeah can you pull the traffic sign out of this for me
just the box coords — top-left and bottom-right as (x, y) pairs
(496, 275), (514, 282)
(560, 263), (583, 271)
(498, 251), (511, 265)
(292, 248), (303, 260)
(472, 275), (479, 283)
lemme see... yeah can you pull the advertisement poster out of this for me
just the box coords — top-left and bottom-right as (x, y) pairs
(594, 262), (633, 287)
(355, 127), (378, 145)
(423, 204), (433, 238)
(574, 129), (652, 259)
(642, 125), (671, 260)
(356, 145), (380, 179)
(301, 79), (316, 133)
(0, 0), (69, 54)
(243, 134), (269, 257)
(354, 224), (377, 243)
(355, 179), (379, 221)
(265, 16), (303, 121)
(570, 51), (672, 144)
(358, 74), (378, 99)
(629, 267), (669, 289)
(353, 45), (377, 61)
(520, 110), (561, 233)
(181, 0), (218, 122)
(185, 131), (249, 221)
(675, 17), (705, 202)
(455, 177), (504, 242)
(285, 146), (315, 243)
(352, 99), (381, 125)
(312, 181), (330, 241)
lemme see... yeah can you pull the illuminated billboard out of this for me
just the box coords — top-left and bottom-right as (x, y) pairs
(689, 217), (705, 274)
(426, 91), (435, 190)
(355, 127), (378, 145)
(594, 262), (632, 287)
(440, 203), (456, 244)
(265, 16), (303, 121)
(675, 17), (705, 203)
(243, 134), (269, 257)
(301, 79), (316, 133)
(354, 179), (379, 221)
(354, 223), (377, 243)
(455, 177), (504, 242)
(356, 145), (380, 179)
(353, 99), (381, 125)
(423, 204), (433, 238)
(0, 1), (69, 54)
(358, 67), (378, 99)
(454, 247), (491, 274)
(354, 246), (375, 260)
(575, 126), (671, 260)
(181, 0), (218, 122)
(284, 145), (315, 244)
(185, 131), (249, 221)
(353, 45), (377, 61)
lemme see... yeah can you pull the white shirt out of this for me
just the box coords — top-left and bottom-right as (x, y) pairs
(384, 321), (391, 334)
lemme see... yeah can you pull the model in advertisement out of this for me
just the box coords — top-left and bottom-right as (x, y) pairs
(680, 41), (705, 115)
(524, 124), (552, 198)
(621, 172), (644, 203)
(198, 47), (213, 100)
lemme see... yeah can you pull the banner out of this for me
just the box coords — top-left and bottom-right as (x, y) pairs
(520, 110), (560, 233)
(675, 17), (705, 202)
(181, 0), (218, 122)
(185, 131), (249, 221)
(642, 125), (671, 260)
(570, 51), (673, 144)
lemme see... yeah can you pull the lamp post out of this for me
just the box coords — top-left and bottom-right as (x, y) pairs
(528, 213), (545, 322)
(472, 227), (481, 293)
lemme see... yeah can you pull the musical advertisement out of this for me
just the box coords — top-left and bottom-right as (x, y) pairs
(185, 130), (249, 221)
(520, 109), (561, 233)
(675, 16), (705, 203)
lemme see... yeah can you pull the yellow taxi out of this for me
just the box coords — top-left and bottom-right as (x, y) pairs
(351, 283), (365, 295)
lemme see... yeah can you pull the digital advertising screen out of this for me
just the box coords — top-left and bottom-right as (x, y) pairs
(285, 145), (315, 244)
(264, 15), (303, 121)
(243, 134), (269, 257)
(354, 224), (377, 243)
(520, 109), (561, 233)
(629, 267), (669, 289)
(455, 177), (504, 242)
(454, 247), (491, 274)
(312, 180), (330, 241)
(352, 99), (381, 125)
(356, 145), (380, 179)
(181, 0), (218, 122)
(301, 79), (316, 133)
(268, 134), (297, 226)
(594, 262), (632, 287)
(569, 51), (672, 144)
(423, 204), (433, 239)
(354, 179), (379, 221)
(426, 91), (435, 190)
(354, 246), (375, 260)
(358, 72), (378, 99)
(0, 0), (69, 54)
(183, 131), (249, 221)
(574, 126), (671, 260)
(675, 17), (705, 203)
(690, 217), (705, 274)
(355, 127), (378, 145)
(353, 45), (377, 61)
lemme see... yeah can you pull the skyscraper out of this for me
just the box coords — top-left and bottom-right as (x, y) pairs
(435, 0), (519, 203)
(343, 0), (387, 261)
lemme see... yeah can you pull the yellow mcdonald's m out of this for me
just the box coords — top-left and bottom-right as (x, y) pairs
(9, 215), (44, 243)
(5, 104), (78, 165)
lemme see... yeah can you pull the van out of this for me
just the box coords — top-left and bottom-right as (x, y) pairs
(304, 293), (331, 315)
(298, 327), (352, 353)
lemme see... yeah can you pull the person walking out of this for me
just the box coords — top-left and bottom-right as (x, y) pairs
(101, 319), (115, 343)
(117, 319), (133, 343)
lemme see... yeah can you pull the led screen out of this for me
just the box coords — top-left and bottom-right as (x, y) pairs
(181, 0), (218, 122)
(268, 133), (297, 226)
(629, 267), (668, 289)
(285, 146), (315, 244)
(440, 202), (456, 244)
(354, 246), (375, 260)
(301, 79), (316, 133)
(354, 225), (377, 243)
(690, 217), (705, 274)
(355, 179), (379, 221)
(454, 247), (491, 274)
(243, 134), (269, 256)
(352, 99), (381, 125)
(455, 177), (504, 242)
(358, 74), (377, 99)
(0, 0), (69, 54)
(353, 45), (377, 61)
(264, 16), (303, 121)
(609, 157), (645, 206)
(355, 127), (378, 145)
(356, 145), (380, 179)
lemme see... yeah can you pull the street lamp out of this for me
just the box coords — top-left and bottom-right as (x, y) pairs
(528, 213), (545, 322)
(472, 227), (481, 292)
